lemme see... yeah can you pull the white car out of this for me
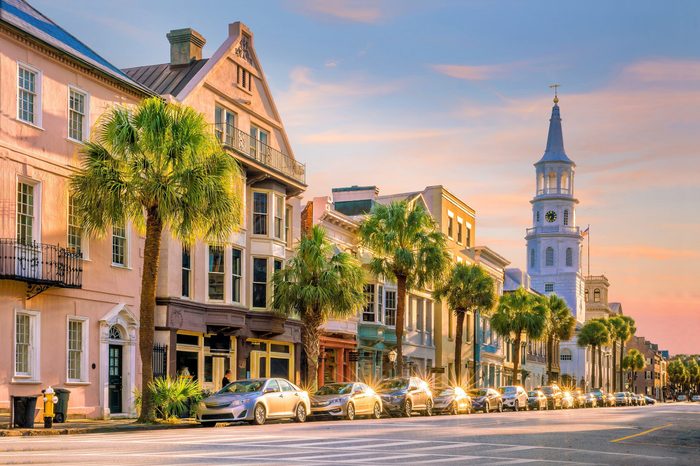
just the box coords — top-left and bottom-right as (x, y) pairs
(499, 385), (529, 411)
(691, 394), (700, 402)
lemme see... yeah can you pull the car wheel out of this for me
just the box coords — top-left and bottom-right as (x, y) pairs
(450, 402), (459, 416)
(498, 402), (503, 413)
(346, 403), (355, 421)
(294, 403), (307, 423)
(485, 402), (490, 413)
(403, 399), (413, 417)
(425, 399), (433, 417)
(200, 422), (216, 428)
(514, 401), (519, 412)
(372, 402), (382, 420)
(252, 403), (266, 426)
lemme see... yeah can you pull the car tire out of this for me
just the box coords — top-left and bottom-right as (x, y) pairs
(498, 402), (503, 413)
(346, 403), (355, 421)
(403, 399), (413, 417)
(252, 403), (266, 426)
(514, 401), (519, 412)
(200, 422), (216, 428)
(450, 402), (459, 416)
(372, 402), (382, 420)
(294, 403), (307, 423)
(425, 399), (433, 417)
(485, 402), (490, 413)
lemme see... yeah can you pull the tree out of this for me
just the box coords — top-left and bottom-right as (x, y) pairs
(359, 201), (449, 376)
(685, 358), (700, 393)
(578, 319), (610, 389)
(618, 316), (636, 391)
(606, 316), (627, 392)
(667, 359), (689, 393)
(541, 294), (575, 383)
(433, 263), (495, 386)
(491, 288), (548, 386)
(622, 349), (645, 391)
(272, 225), (365, 391)
(71, 97), (242, 422)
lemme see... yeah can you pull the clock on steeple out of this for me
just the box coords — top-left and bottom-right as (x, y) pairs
(545, 210), (557, 223)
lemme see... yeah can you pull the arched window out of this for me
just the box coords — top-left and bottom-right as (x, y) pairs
(563, 209), (569, 226)
(585, 289), (589, 302)
(566, 247), (573, 266)
(108, 325), (123, 340)
(545, 247), (554, 266)
(530, 248), (535, 267)
(548, 171), (557, 192)
(537, 173), (544, 193)
(561, 171), (570, 192)
(560, 349), (572, 361)
(594, 288), (601, 302)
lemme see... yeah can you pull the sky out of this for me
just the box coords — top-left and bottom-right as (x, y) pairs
(33, 0), (700, 355)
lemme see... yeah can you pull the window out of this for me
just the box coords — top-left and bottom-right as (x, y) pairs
(416, 299), (424, 331)
(250, 125), (269, 159)
(14, 310), (39, 379)
(536, 211), (541, 222)
(544, 283), (554, 293)
(566, 247), (573, 267)
(362, 284), (375, 322)
(585, 289), (589, 302)
(208, 245), (225, 300)
(67, 193), (82, 254)
(181, 245), (191, 298)
(252, 258), (268, 308)
(232, 248), (242, 303)
(17, 182), (35, 244)
(237, 65), (252, 91)
(545, 247), (554, 266)
(447, 212), (454, 238)
(68, 88), (87, 141)
(530, 248), (535, 268)
(274, 195), (284, 239)
(253, 192), (268, 235)
(563, 209), (569, 226)
(457, 218), (463, 244)
(377, 285), (384, 323)
(215, 106), (235, 145)
(67, 318), (87, 382)
(285, 205), (292, 246)
(18, 64), (39, 125)
(385, 290), (396, 326)
(560, 353), (572, 361)
(112, 222), (127, 266)
(465, 225), (471, 247)
(425, 301), (433, 344)
(466, 312), (472, 343)
(593, 288), (601, 303)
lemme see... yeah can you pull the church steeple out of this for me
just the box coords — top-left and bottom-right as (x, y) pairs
(536, 96), (574, 166)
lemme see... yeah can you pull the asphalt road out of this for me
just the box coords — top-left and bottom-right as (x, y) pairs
(0, 403), (698, 465)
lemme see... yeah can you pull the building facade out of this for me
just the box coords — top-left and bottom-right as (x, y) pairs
(0, 0), (151, 418)
(628, 336), (666, 400)
(124, 23), (306, 391)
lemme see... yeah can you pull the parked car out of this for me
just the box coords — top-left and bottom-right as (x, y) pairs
(433, 387), (472, 415)
(614, 392), (630, 406)
(311, 382), (382, 420)
(469, 388), (503, 413)
(589, 388), (607, 407)
(571, 390), (587, 408)
(197, 378), (310, 426)
(690, 394), (700, 402)
(377, 377), (433, 417)
(527, 390), (548, 410)
(537, 385), (563, 410)
(676, 394), (687, 402)
(583, 392), (598, 408)
(634, 394), (647, 406)
(644, 395), (657, 405)
(499, 386), (529, 412)
(626, 392), (639, 406)
(561, 391), (575, 409)
(604, 393), (617, 407)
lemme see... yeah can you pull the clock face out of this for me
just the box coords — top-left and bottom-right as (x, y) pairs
(545, 210), (557, 223)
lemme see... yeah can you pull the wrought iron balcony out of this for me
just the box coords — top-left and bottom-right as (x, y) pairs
(0, 239), (82, 297)
(219, 125), (306, 184)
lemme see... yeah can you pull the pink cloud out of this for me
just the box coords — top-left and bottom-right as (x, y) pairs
(287, 0), (386, 23)
(431, 62), (531, 81)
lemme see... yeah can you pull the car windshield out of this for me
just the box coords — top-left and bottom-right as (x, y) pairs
(377, 379), (409, 392)
(469, 389), (488, 397)
(591, 389), (604, 395)
(217, 379), (264, 394)
(499, 386), (517, 394)
(528, 391), (539, 397)
(540, 387), (554, 394)
(315, 383), (353, 395)
(614, 392), (626, 396)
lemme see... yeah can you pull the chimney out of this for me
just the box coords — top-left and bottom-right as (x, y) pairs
(166, 28), (206, 66)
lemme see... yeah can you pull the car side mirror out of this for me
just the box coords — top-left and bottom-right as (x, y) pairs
(264, 387), (277, 394)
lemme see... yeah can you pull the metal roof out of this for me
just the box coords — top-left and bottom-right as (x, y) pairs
(122, 60), (209, 96)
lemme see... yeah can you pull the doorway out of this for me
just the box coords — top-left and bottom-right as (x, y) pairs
(108, 344), (123, 413)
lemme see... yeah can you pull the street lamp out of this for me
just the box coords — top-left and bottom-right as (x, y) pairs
(388, 349), (397, 377)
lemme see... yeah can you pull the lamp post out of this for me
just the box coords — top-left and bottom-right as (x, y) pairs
(388, 349), (397, 377)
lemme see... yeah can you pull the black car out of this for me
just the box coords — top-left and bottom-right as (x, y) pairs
(468, 388), (503, 413)
(377, 377), (433, 417)
(590, 388), (607, 407)
(536, 385), (563, 409)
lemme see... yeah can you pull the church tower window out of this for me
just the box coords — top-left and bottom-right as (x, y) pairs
(566, 247), (573, 266)
(563, 209), (569, 226)
(536, 211), (540, 223)
(530, 248), (535, 267)
(545, 247), (554, 266)
(593, 288), (601, 302)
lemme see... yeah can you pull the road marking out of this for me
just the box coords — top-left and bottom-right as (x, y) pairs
(610, 423), (673, 443)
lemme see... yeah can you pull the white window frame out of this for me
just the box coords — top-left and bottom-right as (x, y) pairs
(13, 309), (41, 382)
(231, 247), (242, 304)
(285, 205), (292, 247)
(457, 217), (464, 244)
(274, 194), (284, 240)
(16, 178), (41, 245)
(252, 190), (269, 236)
(67, 192), (88, 258)
(16, 62), (42, 128)
(111, 222), (129, 267)
(215, 105), (236, 146)
(251, 256), (269, 309)
(66, 315), (89, 383)
(362, 284), (376, 322)
(384, 288), (397, 327)
(447, 210), (454, 239)
(181, 244), (192, 298)
(67, 86), (89, 143)
(207, 244), (226, 302)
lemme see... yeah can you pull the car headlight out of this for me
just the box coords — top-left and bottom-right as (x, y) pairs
(229, 400), (244, 408)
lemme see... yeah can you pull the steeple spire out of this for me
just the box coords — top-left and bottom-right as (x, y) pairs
(536, 88), (573, 165)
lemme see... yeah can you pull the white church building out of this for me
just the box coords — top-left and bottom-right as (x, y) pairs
(525, 95), (590, 389)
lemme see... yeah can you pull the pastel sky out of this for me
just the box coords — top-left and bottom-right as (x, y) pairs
(34, 0), (700, 355)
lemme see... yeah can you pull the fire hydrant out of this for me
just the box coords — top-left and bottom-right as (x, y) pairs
(42, 386), (58, 428)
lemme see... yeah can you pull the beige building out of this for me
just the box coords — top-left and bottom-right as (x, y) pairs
(0, 0), (151, 419)
(123, 23), (306, 391)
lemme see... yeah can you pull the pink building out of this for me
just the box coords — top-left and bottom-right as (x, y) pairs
(0, 0), (150, 419)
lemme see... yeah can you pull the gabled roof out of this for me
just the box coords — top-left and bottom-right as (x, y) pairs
(123, 60), (208, 96)
(0, 0), (151, 94)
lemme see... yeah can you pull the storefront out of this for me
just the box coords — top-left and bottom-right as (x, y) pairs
(175, 331), (236, 392)
(318, 335), (357, 386)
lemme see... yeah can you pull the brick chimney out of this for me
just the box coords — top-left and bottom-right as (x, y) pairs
(166, 28), (206, 65)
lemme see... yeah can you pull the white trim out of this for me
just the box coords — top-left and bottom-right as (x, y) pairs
(16, 176), (42, 244)
(67, 85), (90, 143)
(251, 255), (269, 309)
(111, 221), (129, 267)
(206, 244), (226, 302)
(66, 315), (90, 384)
(16, 61), (42, 128)
(251, 190), (270, 237)
(12, 308), (41, 383)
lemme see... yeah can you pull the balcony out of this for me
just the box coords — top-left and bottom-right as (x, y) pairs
(536, 187), (572, 196)
(526, 225), (580, 236)
(0, 239), (82, 297)
(221, 126), (306, 185)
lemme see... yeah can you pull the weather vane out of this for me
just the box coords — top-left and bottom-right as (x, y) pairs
(549, 83), (560, 103)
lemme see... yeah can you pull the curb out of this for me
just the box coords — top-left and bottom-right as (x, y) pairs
(0, 422), (199, 437)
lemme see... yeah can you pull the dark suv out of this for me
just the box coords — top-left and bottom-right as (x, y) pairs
(377, 377), (433, 417)
(469, 388), (503, 413)
(537, 385), (563, 409)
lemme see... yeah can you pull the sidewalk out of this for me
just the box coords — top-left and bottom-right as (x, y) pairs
(0, 415), (199, 437)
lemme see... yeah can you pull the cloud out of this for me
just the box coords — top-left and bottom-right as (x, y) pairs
(324, 59), (340, 68)
(622, 59), (700, 84)
(431, 63), (521, 81)
(301, 128), (459, 144)
(287, 0), (386, 23)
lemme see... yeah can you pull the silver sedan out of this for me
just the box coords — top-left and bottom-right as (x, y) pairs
(196, 378), (310, 426)
(311, 382), (383, 420)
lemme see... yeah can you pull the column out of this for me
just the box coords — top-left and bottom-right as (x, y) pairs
(319, 344), (325, 387)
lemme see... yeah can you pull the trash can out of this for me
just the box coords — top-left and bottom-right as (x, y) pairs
(53, 388), (71, 423)
(11, 396), (38, 428)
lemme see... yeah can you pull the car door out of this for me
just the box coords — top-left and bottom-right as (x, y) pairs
(353, 384), (370, 414)
(407, 379), (422, 408)
(263, 379), (285, 417)
(279, 379), (299, 415)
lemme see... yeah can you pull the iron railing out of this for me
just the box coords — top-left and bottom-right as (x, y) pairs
(536, 187), (572, 196)
(0, 239), (82, 288)
(526, 225), (580, 236)
(220, 125), (306, 184)
(153, 343), (168, 378)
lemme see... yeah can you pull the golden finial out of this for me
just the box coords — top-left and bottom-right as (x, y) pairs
(549, 83), (560, 104)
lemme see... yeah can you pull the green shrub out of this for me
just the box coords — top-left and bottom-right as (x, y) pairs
(145, 377), (203, 420)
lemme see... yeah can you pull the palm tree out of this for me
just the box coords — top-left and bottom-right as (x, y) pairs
(685, 358), (700, 394)
(541, 294), (575, 383)
(578, 319), (610, 389)
(433, 263), (495, 385)
(272, 225), (365, 391)
(618, 316), (636, 391)
(667, 359), (689, 394)
(622, 348), (645, 391)
(71, 97), (242, 422)
(359, 201), (449, 376)
(491, 288), (548, 385)
(606, 316), (626, 392)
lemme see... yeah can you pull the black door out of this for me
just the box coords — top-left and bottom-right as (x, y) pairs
(108, 345), (123, 413)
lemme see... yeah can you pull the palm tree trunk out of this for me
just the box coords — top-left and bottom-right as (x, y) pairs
(454, 311), (465, 384)
(395, 275), (407, 377)
(546, 335), (554, 383)
(612, 340), (617, 393)
(598, 346), (603, 391)
(619, 341), (625, 391)
(473, 311), (479, 388)
(137, 208), (163, 423)
(590, 345), (596, 389)
(302, 310), (324, 392)
(513, 333), (522, 385)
